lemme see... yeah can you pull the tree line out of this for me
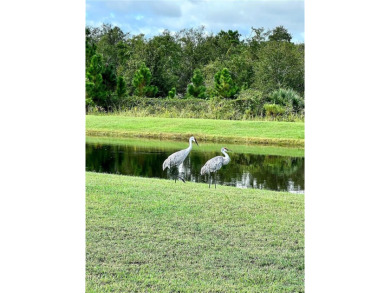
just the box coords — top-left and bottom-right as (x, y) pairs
(86, 24), (304, 116)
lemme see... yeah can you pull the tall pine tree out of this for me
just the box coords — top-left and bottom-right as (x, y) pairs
(187, 69), (207, 99)
(214, 68), (239, 99)
(116, 76), (127, 99)
(132, 63), (158, 97)
(86, 54), (107, 106)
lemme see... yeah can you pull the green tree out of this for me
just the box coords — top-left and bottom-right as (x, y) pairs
(174, 27), (212, 93)
(268, 26), (292, 42)
(116, 76), (126, 99)
(97, 24), (130, 69)
(254, 41), (304, 95)
(216, 30), (241, 57)
(146, 31), (181, 96)
(121, 34), (148, 94)
(132, 63), (158, 97)
(187, 69), (207, 98)
(222, 54), (255, 90)
(214, 68), (239, 99)
(102, 63), (117, 93)
(250, 27), (269, 43)
(86, 54), (106, 106)
(85, 27), (99, 68)
(246, 27), (270, 60)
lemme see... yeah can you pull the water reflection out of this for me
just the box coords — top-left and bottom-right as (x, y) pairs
(86, 142), (304, 193)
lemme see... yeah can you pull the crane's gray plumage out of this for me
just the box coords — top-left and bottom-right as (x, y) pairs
(163, 148), (190, 171)
(201, 147), (231, 175)
(201, 156), (224, 175)
(201, 147), (231, 188)
(163, 136), (199, 182)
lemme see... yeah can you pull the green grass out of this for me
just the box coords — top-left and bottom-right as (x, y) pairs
(86, 172), (304, 292)
(86, 136), (305, 157)
(86, 116), (305, 147)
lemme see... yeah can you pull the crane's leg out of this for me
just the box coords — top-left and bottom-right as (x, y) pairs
(178, 171), (186, 183)
(178, 164), (186, 183)
(176, 163), (185, 183)
(214, 172), (217, 189)
(209, 174), (211, 188)
(178, 174), (185, 183)
(168, 167), (177, 183)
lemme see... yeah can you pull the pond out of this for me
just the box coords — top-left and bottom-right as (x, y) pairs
(86, 136), (305, 193)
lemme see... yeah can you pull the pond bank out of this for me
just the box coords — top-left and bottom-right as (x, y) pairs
(86, 116), (305, 147)
(86, 172), (304, 292)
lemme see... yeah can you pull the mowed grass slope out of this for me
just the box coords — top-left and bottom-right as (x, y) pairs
(86, 116), (304, 146)
(86, 172), (304, 292)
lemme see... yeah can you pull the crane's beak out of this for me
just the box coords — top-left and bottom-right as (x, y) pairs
(226, 148), (231, 152)
(195, 138), (199, 146)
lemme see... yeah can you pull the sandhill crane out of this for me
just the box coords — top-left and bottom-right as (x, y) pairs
(201, 147), (231, 188)
(162, 136), (199, 183)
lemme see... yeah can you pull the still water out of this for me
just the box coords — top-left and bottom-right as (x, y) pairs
(86, 137), (304, 193)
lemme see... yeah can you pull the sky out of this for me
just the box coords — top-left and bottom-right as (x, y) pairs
(86, 0), (304, 43)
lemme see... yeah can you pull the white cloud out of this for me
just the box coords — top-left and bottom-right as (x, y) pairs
(86, 0), (304, 41)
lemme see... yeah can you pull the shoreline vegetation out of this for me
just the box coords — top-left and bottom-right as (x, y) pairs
(86, 116), (304, 147)
(86, 172), (304, 292)
(87, 95), (305, 122)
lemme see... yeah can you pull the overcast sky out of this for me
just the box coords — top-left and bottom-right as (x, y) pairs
(86, 0), (304, 43)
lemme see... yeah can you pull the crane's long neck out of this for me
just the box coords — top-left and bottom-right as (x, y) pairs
(187, 139), (193, 151)
(221, 150), (230, 164)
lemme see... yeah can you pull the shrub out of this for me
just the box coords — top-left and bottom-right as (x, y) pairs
(87, 96), (303, 122)
(168, 87), (176, 98)
(145, 85), (158, 97)
(235, 89), (266, 118)
(269, 88), (304, 113)
(85, 98), (95, 113)
(264, 103), (286, 117)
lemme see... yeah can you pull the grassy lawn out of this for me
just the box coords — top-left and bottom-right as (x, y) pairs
(86, 116), (304, 147)
(86, 172), (304, 292)
(86, 136), (304, 157)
